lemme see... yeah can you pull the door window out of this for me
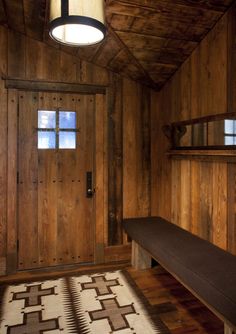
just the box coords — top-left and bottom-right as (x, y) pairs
(37, 110), (77, 149)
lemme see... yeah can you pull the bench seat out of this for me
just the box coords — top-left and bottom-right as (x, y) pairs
(122, 216), (236, 329)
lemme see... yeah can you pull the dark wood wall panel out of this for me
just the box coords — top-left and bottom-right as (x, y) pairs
(151, 6), (236, 254)
(7, 89), (18, 273)
(0, 79), (7, 275)
(107, 74), (123, 246)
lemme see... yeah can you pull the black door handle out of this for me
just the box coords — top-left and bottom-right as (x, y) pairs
(86, 171), (94, 198)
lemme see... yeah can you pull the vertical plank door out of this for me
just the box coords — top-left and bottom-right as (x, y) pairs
(18, 91), (95, 270)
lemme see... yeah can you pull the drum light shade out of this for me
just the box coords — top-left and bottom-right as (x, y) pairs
(49, 0), (106, 46)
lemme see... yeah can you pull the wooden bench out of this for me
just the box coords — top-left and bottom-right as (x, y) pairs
(122, 216), (236, 334)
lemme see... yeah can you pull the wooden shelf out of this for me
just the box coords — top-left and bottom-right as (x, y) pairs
(167, 149), (236, 162)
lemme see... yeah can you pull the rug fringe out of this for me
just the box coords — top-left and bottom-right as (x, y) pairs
(67, 277), (91, 334)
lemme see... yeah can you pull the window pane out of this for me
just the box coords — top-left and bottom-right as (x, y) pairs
(224, 120), (235, 134)
(38, 131), (56, 149)
(224, 136), (234, 145)
(59, 111), (76, 129)
(59, 132), (76, 149)
(38, 110), (56, 129)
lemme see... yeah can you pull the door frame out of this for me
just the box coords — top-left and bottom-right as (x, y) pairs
(6, 82), (108, 274)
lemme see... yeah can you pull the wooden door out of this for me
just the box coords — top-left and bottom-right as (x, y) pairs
(17, 91), (95, 270)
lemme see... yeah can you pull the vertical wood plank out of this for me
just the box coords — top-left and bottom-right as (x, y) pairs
(199, 163), (213, 241)
(199, 14), (227, 116)
(0, 26), (7, 275)
(227, 163), (236, 255)
(107, 74), (123, 245)
(180, 160), (191, 231)
(18, 91), (39, 270)
(80, 61), (109, 86)
(42, 45), (60, 82)
(190, 47), (201, 119)
(37, 92), (58, 267)
(180, 58), (191, 121)
(171, 160), (181, 226)
(0, 79), (7, 275)
(212, 163), (227, 250)
(57, 94), (75, 265)
(151, 88), (172, 220)
(7, 89), (18, 273)
(95, 94), (106, 263)
(25, 37), (44, 80)
(59, 52), (77, 83)
(150, 90), (160, 217)
(123, 79), (151, 219)
(190, 161), (200, 236)
(227, 2), (236, 113)
(0, 26), (7, 77)
(140, 85), (151, 217)
(82, 94), (95, 262)
(7, 30), (25, 79)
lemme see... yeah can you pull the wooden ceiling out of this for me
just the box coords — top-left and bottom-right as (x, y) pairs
(0, 0), (234, 89)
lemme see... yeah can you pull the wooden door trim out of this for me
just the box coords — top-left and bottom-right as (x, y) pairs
(4, 78), (107, 95)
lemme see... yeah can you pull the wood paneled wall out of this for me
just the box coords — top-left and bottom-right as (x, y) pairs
(0, 27), (151, 275)
(2, 1), (235, 275)
(151, 5), (236, 255)
(123, 79), (151, 219)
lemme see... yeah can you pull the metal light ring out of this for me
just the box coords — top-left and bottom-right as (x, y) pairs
(49, 15), (106, 47)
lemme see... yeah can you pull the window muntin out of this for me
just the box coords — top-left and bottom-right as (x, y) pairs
(37, 110), (77, 149)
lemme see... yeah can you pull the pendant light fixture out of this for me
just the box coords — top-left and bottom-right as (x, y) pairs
(49, 0), (106, 47)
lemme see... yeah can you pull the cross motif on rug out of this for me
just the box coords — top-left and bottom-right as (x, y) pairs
(81, 275), (120, 296)
(89, 297), (136, 331)
(13, 284), (55, 307)
(7, 311), (59, 334)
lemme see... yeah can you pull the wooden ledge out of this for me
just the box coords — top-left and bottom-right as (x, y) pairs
(3, 77), (107, 94)
(167, 149), (236, 162)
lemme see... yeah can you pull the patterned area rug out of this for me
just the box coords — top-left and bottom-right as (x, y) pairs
(0, 270), (170, 334)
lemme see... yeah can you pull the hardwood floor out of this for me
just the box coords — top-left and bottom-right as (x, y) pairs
(127, 265), (224, 334)
(0, 263), (224, 334)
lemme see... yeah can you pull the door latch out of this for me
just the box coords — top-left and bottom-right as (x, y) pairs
(86, 171), (94, 198)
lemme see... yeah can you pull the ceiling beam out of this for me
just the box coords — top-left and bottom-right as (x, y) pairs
(107, 0), (229, 13)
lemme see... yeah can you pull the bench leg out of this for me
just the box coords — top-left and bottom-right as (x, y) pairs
(224, 323), (234, 334)
(132, 241), (152, 270)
